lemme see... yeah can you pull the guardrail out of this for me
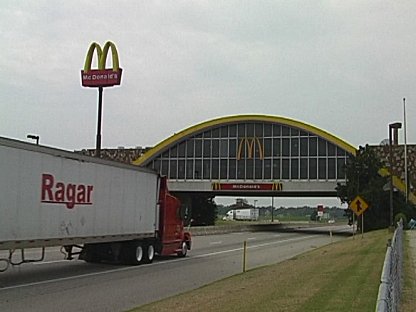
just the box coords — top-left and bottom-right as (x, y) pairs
(375, 220), (404, 312)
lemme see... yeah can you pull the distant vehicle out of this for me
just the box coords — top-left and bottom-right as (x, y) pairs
(0, 137), (191, 272)
(223, 209), (259, 221)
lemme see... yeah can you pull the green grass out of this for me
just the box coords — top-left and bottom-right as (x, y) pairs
(130, 229), (392, 312)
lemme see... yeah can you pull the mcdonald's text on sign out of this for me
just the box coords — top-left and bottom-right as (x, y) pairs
(349, 195), (369, 216)
(81, 41), (122, 88)
(212, 182), (283, 191)
(81, 69), (122, 87)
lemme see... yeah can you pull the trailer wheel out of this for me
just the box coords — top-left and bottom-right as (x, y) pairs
(177, 241), (188, 257)
(144, 244), (155, 264)
(126, 242), (144, 265)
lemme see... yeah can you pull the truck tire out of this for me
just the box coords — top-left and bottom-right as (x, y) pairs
(177, 241), (188, 257)
(144, 244), (155, 264)
(127, 242), (144, 265)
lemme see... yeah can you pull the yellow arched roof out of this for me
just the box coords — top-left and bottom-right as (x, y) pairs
(133, 114), (357, 166)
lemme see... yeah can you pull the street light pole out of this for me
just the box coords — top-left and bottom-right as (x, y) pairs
(389, 122), (402, 228)
(27, 134), (39, 145)
(403, 98), (408, 203)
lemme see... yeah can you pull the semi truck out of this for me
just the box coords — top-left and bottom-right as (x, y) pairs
(0, 136), (191, 272)
(224, 208), (259, 221)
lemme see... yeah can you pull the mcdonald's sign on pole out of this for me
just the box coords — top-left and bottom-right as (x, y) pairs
(81, 41), (122, 88)
(81, 41), (122, 157)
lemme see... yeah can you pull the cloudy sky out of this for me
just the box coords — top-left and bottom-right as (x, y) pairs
(1, 0), (415, 150)
(1, 1), (415, 206)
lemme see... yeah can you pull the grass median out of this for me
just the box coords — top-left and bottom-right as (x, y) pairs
(131, 230), (391, 312)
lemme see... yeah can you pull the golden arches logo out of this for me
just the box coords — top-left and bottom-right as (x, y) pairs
(237, 137), (264, 160)
(212, 182), (221, 190)
(81, 41), (122, 88)
(272, 182), (283, 191)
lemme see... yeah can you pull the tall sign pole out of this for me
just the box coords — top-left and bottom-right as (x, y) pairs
(403, 98), (408, 203)
(96, 86), (104, 154)
(81, 41), (122, 157)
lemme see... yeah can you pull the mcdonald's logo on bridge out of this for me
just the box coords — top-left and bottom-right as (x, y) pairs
(237, 137), (264, 160)
(81, 41), (122, 88)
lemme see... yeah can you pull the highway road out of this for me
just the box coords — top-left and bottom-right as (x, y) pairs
(0, 230), (346, 312)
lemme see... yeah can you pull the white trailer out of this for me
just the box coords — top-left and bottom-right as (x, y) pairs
(0, 137), (191, 272)
(224, 209), (259, 221)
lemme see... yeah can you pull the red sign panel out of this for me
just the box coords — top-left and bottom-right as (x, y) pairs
(81, 69), (122, 87)
(212, 182), (283, 191)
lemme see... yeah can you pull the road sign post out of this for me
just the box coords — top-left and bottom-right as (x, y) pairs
(349, 195), (369, 238)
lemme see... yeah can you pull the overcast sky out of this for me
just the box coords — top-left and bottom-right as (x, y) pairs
(1, 1), (415, 207)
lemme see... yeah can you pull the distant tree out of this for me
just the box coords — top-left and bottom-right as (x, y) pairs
(336, 145), (414, 231)
(336, 145), (388, 230)
(189, 194), (217, 226)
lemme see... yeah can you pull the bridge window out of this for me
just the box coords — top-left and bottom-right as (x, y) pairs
(282, 159), (290, 179)
(300, 158), (308, 179)
(328, 158), (336, 179)
(282, 126), (290, 136)
(246, 158), (254, 179)
(220, 126), (228, 137)
(220, 159), (227, 179)
(229, 139), (237, 157)
(212, 159), (219, 179)
(318, 138), (327, 156)
(247, 123), (255, 137)
(187, 140), (194, 157)
(220, 139), (228, 157)
(300, 138), (308, 156)
(195, 160), (202, 179)
(328, 143), (336, 156)
(147, 121), (352, 182)
(229, 159), (236, 179)
(255, 123), (263, 137)
(178, 160), (185, 179)
(212, 128), (220, 138)
(282, 138), (290, 156)
(272, 138), (281, 156)
(291, 138), (299, 157)
(309, 137), (317, 156)
(186, 160), (193, 179)
(264, 124), (272, 137)
(309, 158), (317, 179)
(318, 158), (326, 179)
(195, 139), (202, 157)
(337, 158), (346, 178)
(255, 159), (263, 180)
(203, 140), (211, 157)
(178, 142), (186, 158)
(272, 159), (280, 179)
(212, 139), (219, 157)
(273, 124), (281, 136)
(170, 160), (177, 179)
(203, 160), (210, 179)
(291, 158), (299, 179)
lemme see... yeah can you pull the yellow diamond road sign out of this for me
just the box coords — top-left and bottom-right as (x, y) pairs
(350, 195), (369, 216)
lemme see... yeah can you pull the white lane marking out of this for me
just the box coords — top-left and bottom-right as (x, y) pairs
(0, 235), (317, 291)
(193, 235), (316, 259)
(33, 260), (67, 265)
(247, 237), (257, 241)
(209, 241), (223, 245)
